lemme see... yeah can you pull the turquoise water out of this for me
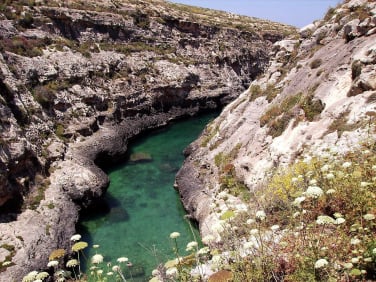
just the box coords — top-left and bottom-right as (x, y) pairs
(78, 113), (216, 281)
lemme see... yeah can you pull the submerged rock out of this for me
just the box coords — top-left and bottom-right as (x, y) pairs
(129, 152), (152, 163)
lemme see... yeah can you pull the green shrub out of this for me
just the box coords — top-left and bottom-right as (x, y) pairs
(300, 94), (325, 121)
(33, 85), (56, 109)
(0, 36), (50, 57)
(351, 60), (362, 80)
(131, 9), (150, 29)
(18, 13), (34, 28)
(248, 84), (263, 102)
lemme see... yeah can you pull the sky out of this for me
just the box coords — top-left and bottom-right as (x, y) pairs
(170, 0), (341, 28)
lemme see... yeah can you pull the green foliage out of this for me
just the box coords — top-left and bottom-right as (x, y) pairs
(260, 92), (324, 137)
(201, 124), (219, 148)
(33, 85), (56, 109)
(300, 94), (325, 122)
(205, 138), (376, 282)
(55, 123), (65, 140)
(351, 60), (362, 80)
(131, 9), (150, 29)
(249, 84), (279, 103)
(248, 84), (263, 102)
(18, 12), (34, 28)
(0, 36), (47, 57)
(265, 84), (279, 102)
(0, 244), (15, 272)
(325, 110), (359, 137)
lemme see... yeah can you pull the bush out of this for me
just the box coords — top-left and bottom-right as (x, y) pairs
(310, 58), (323, 69)
(18, 13), (34, 28)
(33, 85), (56, 109)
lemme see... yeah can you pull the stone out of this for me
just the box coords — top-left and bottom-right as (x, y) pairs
(129, 152), (152, 163)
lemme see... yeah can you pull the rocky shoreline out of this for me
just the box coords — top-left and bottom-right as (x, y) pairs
(0, 0), (296, 280)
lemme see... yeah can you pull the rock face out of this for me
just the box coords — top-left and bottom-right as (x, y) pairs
(176, 0), (376, 239)
(0, 0), (294, 280)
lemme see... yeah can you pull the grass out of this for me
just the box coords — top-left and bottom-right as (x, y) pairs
(310, 58), (323, 69)
(0, 36), (48, 57)
(260, 91), (324, 138)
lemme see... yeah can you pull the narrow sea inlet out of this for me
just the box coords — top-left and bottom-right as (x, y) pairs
(78, 113), (217, 281)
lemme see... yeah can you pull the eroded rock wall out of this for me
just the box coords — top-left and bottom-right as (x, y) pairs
(0, 0), (295, 279)
(176, 0), (376, 240)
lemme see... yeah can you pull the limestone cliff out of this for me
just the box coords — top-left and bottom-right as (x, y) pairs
(176, 0), (376, 243)
(0, 0), (294, 280)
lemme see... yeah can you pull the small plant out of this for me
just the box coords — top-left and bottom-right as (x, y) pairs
(248, 84), (263, 102)
(310, 58), (323, 69)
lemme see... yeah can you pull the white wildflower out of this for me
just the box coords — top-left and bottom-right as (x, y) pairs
(342, 162), (352, 168)
(211, 254), (222, 265)
(255, 210), (266, 221)
(326, 188), (336, 194)
(169, 232), (180, 239)
(305, 186), (324, 198)
(271, 225), (280, 232)
(117, 257), (128, 263)
(293, 211), (300, 218)
(70, 234), (81, 242)
(243, 241), (254, 249)
(350, 238), (361, 245)
(333, 212), (343, 218)
(250, 228), (259, 235)
(112, 265), (120, 272)
(373, 248), (376, 254)
(326, 173), (335, 180)
(47, 260), (59, 267)
(197, 247), (210, 255)
(97, 269), (103, 275)
(364, 257), (372, 262)
(66, 259), (79, 268)
(212, 222), (224, 233)
(316, 215), (335, 225)
(166, 267), (178, 277)
(321, 165), (330, 172)
(314, 258), (328, 269)
(361, 182), (371, 187)
(309, 179), (317, 185)
(293, 196), (306, 207)
(351, 257), (359, 264)
(335, 217), (346, 225)
(246, 218), (255, 225)
(202, 234), (215, 244)
(93, 244), (100, 248)
(152, 269), (159, 276)
(186, 241), (198, 251)
(107, 272), (114, 276)
(291, 177), (298, 183)
(91, 254), (104, 264)
(22, 271), (38, 282)
(344, 262), (353, 269)
(363, 213), (375, 220)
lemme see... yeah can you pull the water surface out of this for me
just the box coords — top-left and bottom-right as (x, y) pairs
(78, 113), (216, 280)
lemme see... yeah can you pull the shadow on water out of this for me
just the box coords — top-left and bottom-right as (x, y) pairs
(76, 112), (218, 281)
